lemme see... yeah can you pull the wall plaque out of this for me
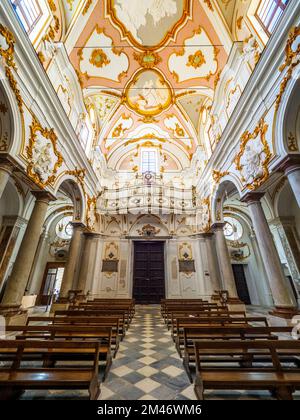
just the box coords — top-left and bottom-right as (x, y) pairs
(102, 260), (119, 272)
(178, 259), (195, 273)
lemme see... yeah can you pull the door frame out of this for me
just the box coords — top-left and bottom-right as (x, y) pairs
(132, 240), (166, 303)
(37, 262), (65, 305)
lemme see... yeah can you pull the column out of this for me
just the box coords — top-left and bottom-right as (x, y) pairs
(285, 164), (300, 208)
(59, 222), (85, 298)
(202, 233), (222, 293)
(242, 192), (298, 316)
(0, 191), (52, 308)
(275, 156), (300, 208)
(0, 161), (13, 199)
(77, 232), (99, 294)
(0, 216), (26, 293)
(26, 230), (49, 295)
(211, 223), (239, 299)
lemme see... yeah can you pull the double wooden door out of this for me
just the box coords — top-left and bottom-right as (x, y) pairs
(133, 241), (165, 304)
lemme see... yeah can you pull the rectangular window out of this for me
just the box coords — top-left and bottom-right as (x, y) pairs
(141, 150), (157, 174)
(256, 0), (289, 35)
(12, 0), (42, 34)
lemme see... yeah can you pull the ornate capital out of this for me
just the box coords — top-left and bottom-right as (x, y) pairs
(31, 190), (55, 204)
(240, 192), (265, 205)
(273, 154), (300, 175)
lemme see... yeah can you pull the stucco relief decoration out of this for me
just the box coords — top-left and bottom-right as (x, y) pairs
(137, 224), (161, 237)
(89, 49), (111, 68)
(86, 196), (99, 231)
(0, 25), (23, 114)
(234, 119), (271, 190)
(124, 69), (173, 117)
(133, 51), (162, 68)
(179, 242), (192, 260)
(107, 0), (190, 50)
(104, 242), (119, 260)
(196, 197), (211, 233)
(0, 100), (9, 151)
(27, 118), (63, 188)
(242, 35), (261, 71)
(276, 25), (300, 111)
(0, 24), (15, 69)
(187, 50), (206, 69)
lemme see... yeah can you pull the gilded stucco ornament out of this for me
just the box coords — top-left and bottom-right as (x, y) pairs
(89, 49), (110, 68)
(234, 119), (271, 190)
(27, 117), (63, 188)
(276, 26), (300, 111)
(212, 169), (229, 184)
(187, 50), (206, 69)
(0, 25), (23, 114)
(133, 51), (162, 68)
(0, 24), (16, 68)
(86, 195), (99, 231)
(197, 197), (211, 233)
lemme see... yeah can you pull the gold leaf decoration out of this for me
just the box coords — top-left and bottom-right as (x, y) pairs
(187, 50), (206, 69)
(89, 49), (110, 68)
(234, 119), (271, 190)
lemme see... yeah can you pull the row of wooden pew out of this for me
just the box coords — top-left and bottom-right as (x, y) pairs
(0, 298), (135, 400)
(161, 298), (300, 400)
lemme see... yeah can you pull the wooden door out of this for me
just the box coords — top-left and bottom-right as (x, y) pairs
(133, 241), (165, 304)
(37, 262), (65, 305)
(232, 264), (251, 305)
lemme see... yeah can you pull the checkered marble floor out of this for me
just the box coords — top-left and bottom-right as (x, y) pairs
(99, 305), (196, 400)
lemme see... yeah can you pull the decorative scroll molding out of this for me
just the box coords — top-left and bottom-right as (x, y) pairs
(0, 24), (16, 68)
(203, 0), (214, 11)
(234, 119), (271, 190)
(64, 167), (86, 194)
(0, 25), (23, 114)
(27, 117), (63, 188)
(82, 0), (93, 15)
(276, 26), (300, 111)
(212, 169), (229, 184)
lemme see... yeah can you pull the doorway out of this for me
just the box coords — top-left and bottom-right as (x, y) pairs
(37, 262), (65, 305)
(133, 241), (165, 304)
(232, 264), (251, 305)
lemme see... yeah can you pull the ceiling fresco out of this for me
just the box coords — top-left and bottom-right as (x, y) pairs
(64, 0), (230, 171)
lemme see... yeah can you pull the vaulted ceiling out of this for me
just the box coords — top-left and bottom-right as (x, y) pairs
(62, 0), (235, 172)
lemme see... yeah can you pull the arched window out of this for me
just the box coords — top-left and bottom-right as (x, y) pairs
(12, 0), (42, 34)
(141, 149), (157, 174)
(255, 0), (289, 35)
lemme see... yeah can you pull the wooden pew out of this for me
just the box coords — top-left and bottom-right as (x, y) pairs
(164, 304), (221, 328)
(174, 316), (269, 356)
(170, 311), (247, 340)
(5, 325), (113, 381)
(0, 340), (100, 400)
(69, 305), (132, 328)
(193, 340), (300, 400)
(55, 310), (127, 334)
(182, 325), (293, 381)
(161, 299), (206, 317)
(26, 316), (121, 356)
(89, 299), (135, 316)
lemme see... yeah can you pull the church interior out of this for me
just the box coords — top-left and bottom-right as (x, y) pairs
(0, 0), (300, 401)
